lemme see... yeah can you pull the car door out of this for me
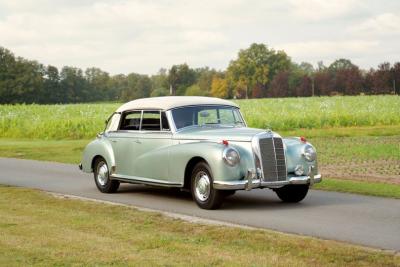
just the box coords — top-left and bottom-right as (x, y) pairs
(105, 110), (142, 177)
(131, 111), (176, 184)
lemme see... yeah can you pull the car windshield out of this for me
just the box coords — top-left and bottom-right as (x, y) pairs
(171, 105), (245, 130)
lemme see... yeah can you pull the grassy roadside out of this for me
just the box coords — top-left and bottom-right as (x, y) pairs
(313, 179), (400, 199)
(0, 139), (89, 164)
(0, 186), (398, 266)
(0, 136), (399, 199)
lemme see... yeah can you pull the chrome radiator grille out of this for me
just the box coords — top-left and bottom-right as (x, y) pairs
(258, 137), (287, 182)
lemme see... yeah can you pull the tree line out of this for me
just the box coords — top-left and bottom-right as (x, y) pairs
(0, 44), (398, 104)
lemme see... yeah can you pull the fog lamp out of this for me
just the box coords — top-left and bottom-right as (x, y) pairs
(294, 165), (304, 176)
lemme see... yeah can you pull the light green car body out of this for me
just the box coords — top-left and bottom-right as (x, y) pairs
(80, 98), (321, 191)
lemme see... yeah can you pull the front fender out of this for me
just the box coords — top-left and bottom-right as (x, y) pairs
(169, 140), (254, 183)
(81, 137), (115, 173)
(284, 137), (319, 175)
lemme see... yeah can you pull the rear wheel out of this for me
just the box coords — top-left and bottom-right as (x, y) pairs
(93, 157), (120, 193)
(275, 185), (309, 203)
(191, 162), (223, 210)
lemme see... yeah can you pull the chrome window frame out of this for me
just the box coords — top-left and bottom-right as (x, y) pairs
(116, 109), (173, 134)
(104, 112), (122, 133)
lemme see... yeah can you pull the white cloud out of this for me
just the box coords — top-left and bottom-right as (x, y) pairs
(350, 13), (400, 35)
(279, 40), (380, 63)
(288, 0), (360, 21)
(0, 0), (398, 73)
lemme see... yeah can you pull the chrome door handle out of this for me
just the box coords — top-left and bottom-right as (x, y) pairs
(111, 140), (117, 143)
(134, 140), (142, 144)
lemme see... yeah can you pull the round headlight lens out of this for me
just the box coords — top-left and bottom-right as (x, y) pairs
(303, 145), (316, 162)
(223, 147), (240, 166)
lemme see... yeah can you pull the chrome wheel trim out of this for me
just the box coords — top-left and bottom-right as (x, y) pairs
(96, 162), (109, 186)
(195, 171), (211, 202)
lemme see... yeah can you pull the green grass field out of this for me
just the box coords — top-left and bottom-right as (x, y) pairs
(0, 186), (398, 266)
(0, 95), (399, 139)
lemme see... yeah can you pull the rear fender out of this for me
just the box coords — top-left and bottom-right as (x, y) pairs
(81, 137), (115, 173)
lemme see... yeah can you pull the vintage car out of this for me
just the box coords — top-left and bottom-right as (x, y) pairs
(79, 96), (321, 209)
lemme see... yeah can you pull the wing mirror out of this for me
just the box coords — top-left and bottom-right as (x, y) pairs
(199, 111), (210, 118)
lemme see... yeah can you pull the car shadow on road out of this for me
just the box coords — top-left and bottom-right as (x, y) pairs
(117, 184), (193, 200)
(116, 184), (363, 210)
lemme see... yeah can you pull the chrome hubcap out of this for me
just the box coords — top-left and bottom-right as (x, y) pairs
(97, 162), (109, 186)
(195, 171), (211, 202)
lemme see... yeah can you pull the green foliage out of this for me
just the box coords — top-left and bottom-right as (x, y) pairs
(167, 63), (196, 95)
(60, 66), (88, 102)
(150, 87), (169, 97)
(210, 76), (229, 98)
(150, 68), (168, 91)
(185, 84), (207, 96)
(195, 67), (219, 93)
(0, 47), (45, 104)
(0, 95), (399, 140)
(328, 58), (356, 72)
(227, 43), (291, 98)
(120, 73), (151, 101)
(1, 44), (399, 105)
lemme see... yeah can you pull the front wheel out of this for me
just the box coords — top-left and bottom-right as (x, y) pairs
(275, 185), (309, 203)
(191, 162), (223, 210)
(93, 157), (120, 193)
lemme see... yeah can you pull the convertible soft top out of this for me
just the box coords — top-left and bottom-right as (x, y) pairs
(116, 96), (238, 112)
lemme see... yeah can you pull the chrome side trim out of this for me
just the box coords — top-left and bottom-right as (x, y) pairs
(110, 174), (183, 187)
(213, 174), (322, 190)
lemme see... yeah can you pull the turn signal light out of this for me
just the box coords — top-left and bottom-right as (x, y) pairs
(222, 140), (229, 146)
(300, 136), (307, 143)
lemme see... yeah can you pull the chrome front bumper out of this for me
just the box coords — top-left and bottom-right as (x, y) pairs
(213, 169), (322, 190)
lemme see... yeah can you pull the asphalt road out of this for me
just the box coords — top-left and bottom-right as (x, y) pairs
(1, 158), (399, 251)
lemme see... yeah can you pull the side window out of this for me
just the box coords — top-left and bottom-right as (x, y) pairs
(161, 112), (170, 131)
(105, 113), (121, 132)
(141, 111), (161, 131)
(120, 111), (141, 130)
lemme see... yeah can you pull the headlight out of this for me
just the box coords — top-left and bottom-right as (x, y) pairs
(222, 147), (240, 166)
(303, 145), (316, 162)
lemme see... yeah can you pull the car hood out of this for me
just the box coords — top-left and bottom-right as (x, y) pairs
(173, 126), (270, 142)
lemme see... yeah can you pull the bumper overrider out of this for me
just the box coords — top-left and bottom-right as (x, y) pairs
(213, 168), (322, 190)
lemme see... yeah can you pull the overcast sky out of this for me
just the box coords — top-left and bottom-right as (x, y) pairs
(1, 0), (399, 74)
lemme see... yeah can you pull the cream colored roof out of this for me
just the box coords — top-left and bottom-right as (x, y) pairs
(116, 96), (238, 112)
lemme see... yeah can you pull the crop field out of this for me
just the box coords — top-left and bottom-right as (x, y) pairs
(0, 95), (399, 140)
